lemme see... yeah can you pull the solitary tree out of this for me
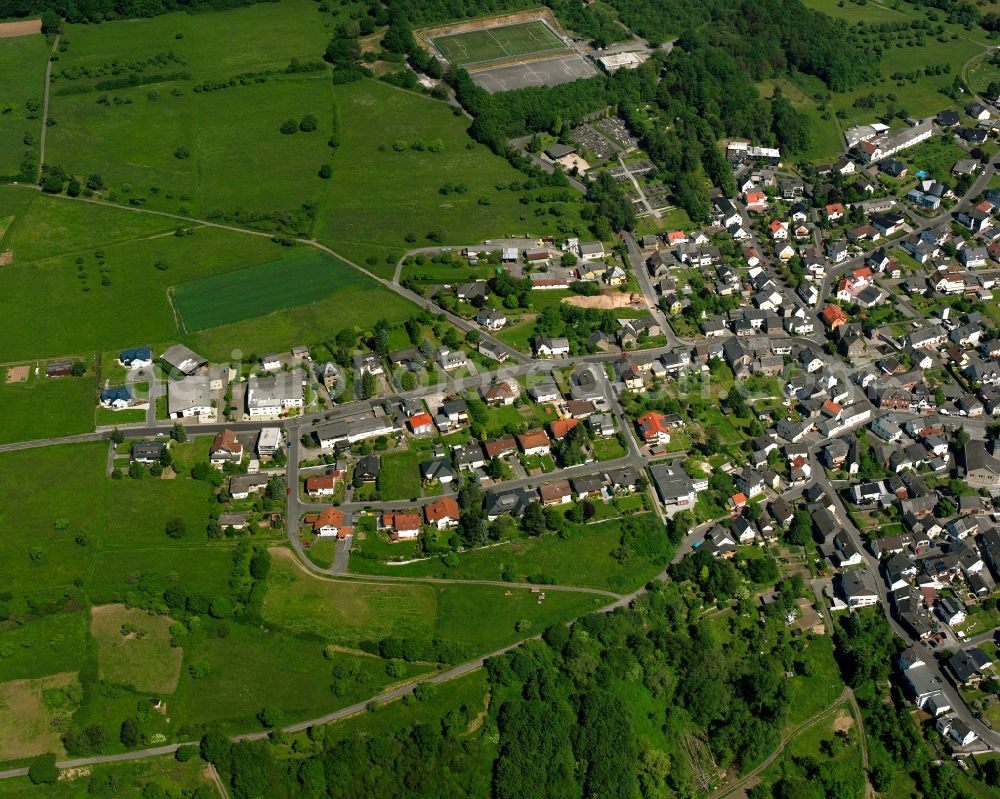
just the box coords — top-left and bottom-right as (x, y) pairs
(165, 517), (187, 539)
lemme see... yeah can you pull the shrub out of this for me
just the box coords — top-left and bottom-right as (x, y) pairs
(175, 743), (198, 762)
(27, 754), (58, 784)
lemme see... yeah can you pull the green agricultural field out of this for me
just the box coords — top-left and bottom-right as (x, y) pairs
(90, 604), (183, 694)
(172, 248), (370, 332)
(315, 78), (588, 278)
(0, 366), (95, 445)
(0, 198), (418, 361)
(182, 277), (417, 359)
(433, 20), (564, 67)
(0, 33), (49, 179)
(44, 0), (337, 220)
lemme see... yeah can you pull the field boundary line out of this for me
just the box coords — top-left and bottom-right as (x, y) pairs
(166, 287), (187, 335)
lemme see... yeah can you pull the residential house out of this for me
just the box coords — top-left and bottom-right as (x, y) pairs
(209, 429), (243, 467)
(118, 347), (153, 368)
(305, 507), (353, 539)
(424, 497), (460, 530)
(518, 429), (551, 456)
(382, 511), (421, 541)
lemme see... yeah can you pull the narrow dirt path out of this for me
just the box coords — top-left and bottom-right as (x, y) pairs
(710, 688), (850, 799)
(39, 33), (59, 173)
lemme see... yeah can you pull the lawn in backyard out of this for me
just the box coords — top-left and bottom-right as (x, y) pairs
(172, 248), (373, 332)
(0, 366), (95, 444)
(96, 407), (146, 426)
(350, 515), (662, 592)
(315, 78), (588, 278)
(901, 135), (970, 185)
(592, 435), (626, 461)
(376, 447), (428, 501)
(432, 20), (564, 67)
(0, 33), (49, 179)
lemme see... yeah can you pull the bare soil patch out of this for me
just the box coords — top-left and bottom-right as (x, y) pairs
(832, 709), (854, 734)
(5, 365), (28, 383)
(0, 19), (42, 37)
(562, 292), (645, 309)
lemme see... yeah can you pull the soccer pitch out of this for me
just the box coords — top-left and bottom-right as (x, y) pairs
(432, 20), (564, 67)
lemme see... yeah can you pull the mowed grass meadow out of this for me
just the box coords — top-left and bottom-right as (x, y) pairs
(0, 33), (49, 179)
(44, 0), (339, 219)
(90, 604), (183, 694)
(777, 0), (993, 161)
(315, 78), (588, 277)
(0, 364), (95, 444)
(0, 755), (212, 797)
(264, 548), (607, 654)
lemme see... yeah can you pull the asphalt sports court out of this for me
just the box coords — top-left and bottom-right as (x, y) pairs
(471, 54), (598, 93)
(432, 20), (564, 67)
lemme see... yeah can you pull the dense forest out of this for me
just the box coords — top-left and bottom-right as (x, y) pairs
(0, 0), (271, 25)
